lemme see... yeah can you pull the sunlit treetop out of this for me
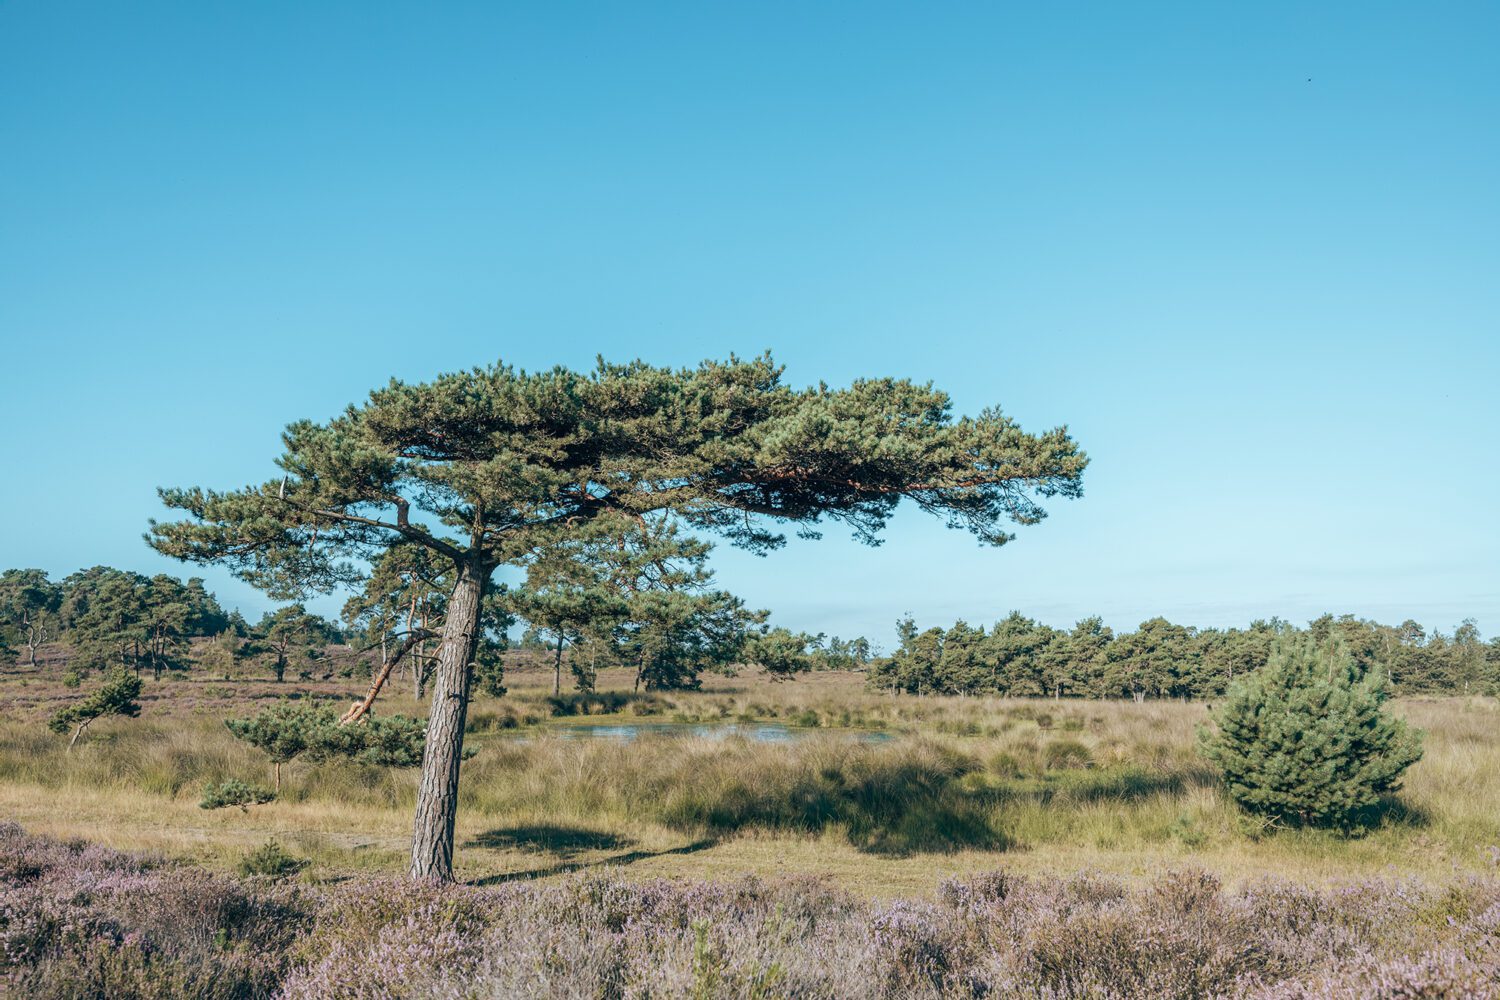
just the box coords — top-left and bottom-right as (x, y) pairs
(148, 353), (1088, 596)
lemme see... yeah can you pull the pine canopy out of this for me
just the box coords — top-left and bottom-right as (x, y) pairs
(147, 354), (1088, 590)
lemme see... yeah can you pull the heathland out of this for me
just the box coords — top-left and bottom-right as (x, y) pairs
(3, 657), (1496, 895)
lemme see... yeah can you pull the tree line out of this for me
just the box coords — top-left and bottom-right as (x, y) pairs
(0, 559), (877, 694)
(0, 565), (343, 682)
(11, 563), (1492, 703)
(870, 611), (1500, 699)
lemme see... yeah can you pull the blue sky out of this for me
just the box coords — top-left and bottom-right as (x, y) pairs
(2, 2), (1496, 646)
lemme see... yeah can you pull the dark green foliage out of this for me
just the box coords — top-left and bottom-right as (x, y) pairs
(342, 543), (513, 700)
(472, 646), (509, 698)
(508, 514), (766, 693)
(746, 627), (880, 675)
(225, 701), (331, 768)
(744, 627), (817, 677)
(147, 356), (1089, 591)
(318, 713), (427, 767)
(354, 714), (428, 767)
(868, 611), (1494, 701)
(199, 779), (276, 811)
(1199, 637), (1424, 827)
(225, 701), (427, 789)
(623, 586), (760, 691)
(1103, 617), (1200, 701)
(249, 605), (338, 683)
(50, 567), (229, 679)
(0, 568), (62, 666)
(47, 668), (142, 747)
(63, 568), (153, 673)
(236, 839), (306, 878)
(805, 633), (875, 670)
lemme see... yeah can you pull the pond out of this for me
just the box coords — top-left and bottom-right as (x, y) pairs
(535, 721), (894, 744)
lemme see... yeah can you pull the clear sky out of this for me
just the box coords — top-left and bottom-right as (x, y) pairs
(2, 2), (1497, 647)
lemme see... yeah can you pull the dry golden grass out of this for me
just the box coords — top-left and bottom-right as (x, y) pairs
(1, 662), (1496, 895)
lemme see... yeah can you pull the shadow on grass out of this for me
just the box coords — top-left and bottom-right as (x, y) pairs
(1067, 769), (1186, 801)
(1358, 795), (1432, 829)
(659, 752), (1012, 857)
(466, 824), (634, 857)
(466, 836), (717, 885)
(544, 691), (672, 718)
(1318, 795), (1433, 836)
(1021, 764), (1220, 805)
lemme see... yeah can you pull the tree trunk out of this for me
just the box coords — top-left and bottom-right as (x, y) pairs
(68, 722), (88, 751)
(553, 636), (564, 696)
(274, 760), (281, 793)
(409, 555), (487, 882)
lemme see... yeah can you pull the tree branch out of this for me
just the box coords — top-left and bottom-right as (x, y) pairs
(338, 630), (434, 726)
(280, 497), (465, 561)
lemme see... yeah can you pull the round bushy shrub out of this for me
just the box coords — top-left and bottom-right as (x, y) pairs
(1200, 637), (1423, 827)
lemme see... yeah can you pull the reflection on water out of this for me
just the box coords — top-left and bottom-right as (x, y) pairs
(542, 722), (893, 744)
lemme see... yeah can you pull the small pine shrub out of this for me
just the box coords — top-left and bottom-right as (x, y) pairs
(61, 670), (82, 689)
(1200, 636), (1423, 827)
(237, 839), (306, 878)
(200, 780), (276, 811)
(48, 668), (142, 747)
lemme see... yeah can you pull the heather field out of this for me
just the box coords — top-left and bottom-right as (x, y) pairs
(5, 821), (1500, 998)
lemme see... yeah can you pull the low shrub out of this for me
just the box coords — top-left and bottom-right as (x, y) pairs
(236, 839), (307, 879)
(655, 739), (1005, 854)
(199, 778), (275, 810)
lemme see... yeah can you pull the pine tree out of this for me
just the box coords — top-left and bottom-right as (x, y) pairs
(225, 701), (331, 792)
(150, 354), (1087, 881)
(0, 569), (62, 668)
(744, 627), (816, 677)
(1199, 636), (1423, 827)
(48, 668), (143, 749)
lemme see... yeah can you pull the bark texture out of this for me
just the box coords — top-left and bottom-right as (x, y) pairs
(408, 557), (486, 881)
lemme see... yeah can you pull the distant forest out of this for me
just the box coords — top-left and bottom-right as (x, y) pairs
(873, 612), (1499, 700)
(1, 565), (1493, 699)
